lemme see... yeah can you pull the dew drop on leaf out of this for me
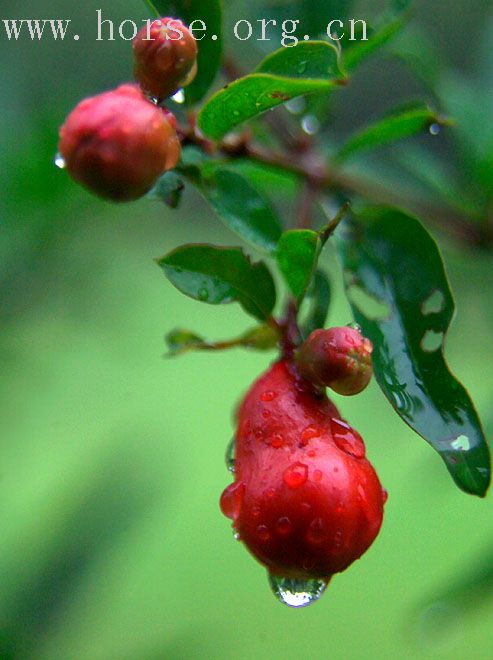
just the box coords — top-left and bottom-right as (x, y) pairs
(285, 97), (305, 114)
(268, 573), (329, 608)
(429, 123), (440, 135)
(198, 287), (209, 301)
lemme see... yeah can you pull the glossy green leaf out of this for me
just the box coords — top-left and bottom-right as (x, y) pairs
(300, 270), (332, 337)
(343, 1), (412, 71)
(150, 171), (184, 208)
(198, 41), (345, 140)
(335, 104), (449, 162)
(145, 0), (222, 104)
(202, 169), (283, 252)
(335, 207), (490, 497)
(176, 151), (283, 251)
(156, 244), (276, 321)
(276, 230), (320, 301)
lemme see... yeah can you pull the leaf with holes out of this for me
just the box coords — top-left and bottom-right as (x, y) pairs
(335, 207), (490, 497)
(198, 41), (345, 140)
(156, 244), (276, 321)
(145, 0), (222, 104)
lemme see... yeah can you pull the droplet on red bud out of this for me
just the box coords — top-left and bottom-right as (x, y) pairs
(58, 84), (180, 201)
(133, 18), (198, 101)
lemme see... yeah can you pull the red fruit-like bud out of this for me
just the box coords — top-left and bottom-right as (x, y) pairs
(58, 84), (181, 201)
(133, 18), (198, 101)
(296, 327), (373, 395)
(220, 361), (385, 605)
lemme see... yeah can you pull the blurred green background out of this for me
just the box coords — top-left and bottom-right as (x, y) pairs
(2, 1), (493, 658)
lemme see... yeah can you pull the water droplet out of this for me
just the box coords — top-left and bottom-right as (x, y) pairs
(172, 89), (185, 104)
(301, 114), (320, 135)
(429, 123), (440, 135)
(255, 429), (265, 441)
(283, 462), (308, 489)
(233, 109), (240, 117)
(261, 390), (277, 402)
(261, 409), (271, 418)
(285, 97), (306, 114)
(233, 531), (241, 541)
(54, 153), (66, 169)
(306, 517), (327, 543)
(331, 418), (366, 458)
(220, 481), (245, 520)
(300, 425), (322, 447)
(307, 449), (316, 458)
(271, 433), (284, 449)
(198, 288), (209, 301)
(225, 437), (236, 473)
(382, 488), (388, 504)
(297, 60), (308, 74)
(265, 487), (276, 499)
(251, 504), (261, 517)
(276, 516), (292, 535)
(313, 469), (323, 482)
(256, 524), (271, 541)
(268, 573), (329, 608)
(347, 322), (361, 332)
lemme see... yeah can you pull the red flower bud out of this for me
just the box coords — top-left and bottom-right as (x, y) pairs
(221, 360), (385, 606)
(58, 84), (181, 201)
(133, 18), (198, 101)
(296, 327), (373, 395)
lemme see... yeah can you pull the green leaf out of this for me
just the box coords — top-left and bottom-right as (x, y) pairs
(176, 152), (284, 251)
(300, 270), (332, 337)
(145, 0), (222, 104)
(343, 1), (412, 71)
(150, 170), (184, 208)
(156, 244), (276, 321)
(202, 168), (283, 252)
(335, 104), (449, 162)
(166, 329), (205, 356)
(165, 323), (279, 356)
(276, 230), (320, 302)
(198, 41), (345, 140)
(335, 207), (490, 497)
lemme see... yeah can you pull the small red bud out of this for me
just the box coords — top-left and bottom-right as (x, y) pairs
(133, 18), (198, 101)
(58, 84), (181, 201)
(296, 327), (373, 395)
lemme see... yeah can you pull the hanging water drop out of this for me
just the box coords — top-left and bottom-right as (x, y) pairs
(285, 97), (306, 115)
(172, 89), (185, 104)
(198, 287), (209, 301)
(301, 114), (320, 135)
(429, 123), (440, 135)
(54, 153), (66, 169)
(268, 573), (329, 608)
(225, 436), (236, 473)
